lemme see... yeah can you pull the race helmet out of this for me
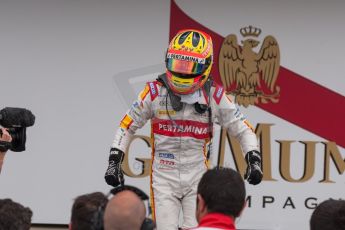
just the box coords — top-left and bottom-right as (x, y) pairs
(165, 29), (213, 95)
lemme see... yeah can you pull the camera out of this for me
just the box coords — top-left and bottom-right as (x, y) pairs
(0, 107), (35, 152)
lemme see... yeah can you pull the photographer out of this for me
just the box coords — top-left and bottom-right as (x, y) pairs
(0, 128), (12, 174)
(0, 107), (35, 174)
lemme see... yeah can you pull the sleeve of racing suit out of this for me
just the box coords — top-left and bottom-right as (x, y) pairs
(111, 83), (153, 152)
(212, 86), (258, 154)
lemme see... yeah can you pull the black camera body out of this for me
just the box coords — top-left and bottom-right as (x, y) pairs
(5, 127), (27, 152)
(0, 107), (35, 152)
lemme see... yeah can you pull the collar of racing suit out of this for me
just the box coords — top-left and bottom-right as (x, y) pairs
(197, 213), (236, 230)
(157, 73), (211, 106)
(179, 89), (207, 105)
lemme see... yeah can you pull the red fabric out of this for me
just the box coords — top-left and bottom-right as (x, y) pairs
(213, 84), (224, 105)
(169, 0), (345, 148)
(152, 118), (210, 139)
(148, 82), (159, 101)
(195, 213), (236, 230)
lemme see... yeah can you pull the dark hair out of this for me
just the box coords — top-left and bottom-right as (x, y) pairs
(197, 167), (246, 218)
(310, 199), (345, 230)
(0, 198), (33, 230)
(70, 192), (108, 230)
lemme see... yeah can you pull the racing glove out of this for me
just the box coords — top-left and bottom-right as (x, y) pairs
(104, 148), (125, 187)
(244, 150), (263, 185)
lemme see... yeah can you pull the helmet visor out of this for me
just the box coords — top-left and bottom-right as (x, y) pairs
(166, 52), (208, 75)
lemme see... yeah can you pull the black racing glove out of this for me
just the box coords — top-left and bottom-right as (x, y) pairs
(104, 148), (125, 187)
(244, 150), (263, 185)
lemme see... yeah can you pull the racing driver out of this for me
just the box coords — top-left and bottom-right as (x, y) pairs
(105, 29), (263, 230)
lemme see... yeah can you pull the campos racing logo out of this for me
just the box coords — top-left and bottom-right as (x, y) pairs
(213, 85), (224, 105)
(149, 82), (156, 95)
(148, 82), (158, 101)
(219, 25), (280, 107)
(216, 87), (223, 98)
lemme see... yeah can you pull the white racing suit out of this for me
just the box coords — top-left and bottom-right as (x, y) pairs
(112, 79), (258, 230)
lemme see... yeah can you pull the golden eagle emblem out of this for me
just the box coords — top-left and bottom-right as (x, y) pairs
(219, 25), (280, 107)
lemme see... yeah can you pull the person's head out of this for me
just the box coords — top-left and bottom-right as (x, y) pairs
(69, 192), (108, 230)
(165, 29), (213, 95)
(196, 167), (246, 222)
(0, 198), (32, 230)
(104, 190), (146, 230)
(310, 199), (345, 230)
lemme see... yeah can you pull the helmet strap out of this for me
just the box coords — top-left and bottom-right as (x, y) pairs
(194, 77), (212, 114)
(157, 73), (183, 111)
